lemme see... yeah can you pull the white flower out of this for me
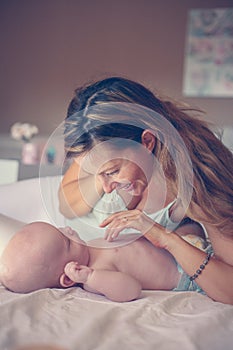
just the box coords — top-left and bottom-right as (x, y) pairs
(10, 122), (39, 142)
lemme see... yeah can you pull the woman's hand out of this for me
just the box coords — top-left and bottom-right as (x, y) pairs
(100, 209), (169, 248)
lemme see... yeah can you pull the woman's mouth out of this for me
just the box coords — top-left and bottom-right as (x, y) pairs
(118, 182), (134, 193)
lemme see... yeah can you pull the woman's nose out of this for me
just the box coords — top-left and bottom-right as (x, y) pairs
(101, 178), (117, 193)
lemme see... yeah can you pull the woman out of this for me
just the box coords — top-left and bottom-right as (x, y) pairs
(59, 76), (233, 304)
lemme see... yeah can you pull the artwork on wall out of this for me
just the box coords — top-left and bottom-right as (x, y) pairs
(183, 8), (233, 97)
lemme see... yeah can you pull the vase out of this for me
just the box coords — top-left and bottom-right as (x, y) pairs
(21, 142), (38, 164)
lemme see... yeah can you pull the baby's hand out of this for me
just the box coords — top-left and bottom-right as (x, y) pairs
(64, 262), (93, 284)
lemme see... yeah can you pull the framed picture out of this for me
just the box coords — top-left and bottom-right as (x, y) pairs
(183, 8), (233, 97)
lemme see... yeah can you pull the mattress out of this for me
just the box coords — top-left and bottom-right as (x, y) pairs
(1, 283), (233, 350)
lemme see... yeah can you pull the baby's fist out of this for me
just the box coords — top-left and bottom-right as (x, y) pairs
(64, 262), (93, 284)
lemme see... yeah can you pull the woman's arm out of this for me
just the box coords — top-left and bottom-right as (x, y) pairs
(64, 262), (141, 302)
(58, 159), (103, 218)
(161, 230), (233, 305)
(100, 210), (233, 304)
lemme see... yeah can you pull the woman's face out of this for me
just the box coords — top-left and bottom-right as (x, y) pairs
(79, 140), (155, 197)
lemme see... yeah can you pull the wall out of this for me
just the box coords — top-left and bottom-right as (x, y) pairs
(0, 0), (232, 135)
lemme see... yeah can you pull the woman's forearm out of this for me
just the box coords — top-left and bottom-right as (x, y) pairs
(58, 161), (103, 218)
(146, 227), (233, 304)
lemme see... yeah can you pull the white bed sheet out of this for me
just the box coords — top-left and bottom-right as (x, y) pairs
(0, 172), (233, 350)
(0, 285), (233, 350)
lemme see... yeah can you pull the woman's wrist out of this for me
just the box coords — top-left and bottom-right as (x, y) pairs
(144, 221), (180, 250)
(163, 230), (186, 254)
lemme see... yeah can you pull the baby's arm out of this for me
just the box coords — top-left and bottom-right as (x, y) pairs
(64, 262), (141, 302)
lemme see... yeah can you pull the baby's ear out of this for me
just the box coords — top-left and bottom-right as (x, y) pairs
(59, 272), (76, 288)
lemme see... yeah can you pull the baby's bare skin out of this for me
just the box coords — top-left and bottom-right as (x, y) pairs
(69, 236), (180, 291)
(1, 223), (185, 301)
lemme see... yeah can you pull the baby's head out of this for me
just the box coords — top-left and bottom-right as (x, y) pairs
(0, 222), (89, 293)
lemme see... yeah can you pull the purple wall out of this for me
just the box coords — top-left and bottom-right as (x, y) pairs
(1, 0), (232, 135)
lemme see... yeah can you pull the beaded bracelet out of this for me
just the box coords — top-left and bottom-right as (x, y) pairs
(189, 252), (213, 282)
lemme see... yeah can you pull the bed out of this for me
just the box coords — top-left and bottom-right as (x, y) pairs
(0, 159), (233, 349)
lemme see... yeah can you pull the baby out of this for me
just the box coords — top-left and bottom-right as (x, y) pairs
(0, 221), (206, 302)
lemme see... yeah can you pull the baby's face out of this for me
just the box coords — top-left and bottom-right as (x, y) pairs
(0, 222), (89, 292)
(59, 226), (86, 246)
(45, 224), (89, 268)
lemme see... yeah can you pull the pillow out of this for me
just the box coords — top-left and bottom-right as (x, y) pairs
(0, 176), (65, 225)
(0, 213), (25, 256)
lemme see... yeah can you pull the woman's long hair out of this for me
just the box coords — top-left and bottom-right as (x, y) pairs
(64, 76), (233, 236)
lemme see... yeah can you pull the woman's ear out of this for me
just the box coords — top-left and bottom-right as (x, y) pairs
(141, 130), (156, 152)
(59, 272), (76, 288)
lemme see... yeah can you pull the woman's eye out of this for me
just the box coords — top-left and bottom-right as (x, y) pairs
(105, 170), (119, 176)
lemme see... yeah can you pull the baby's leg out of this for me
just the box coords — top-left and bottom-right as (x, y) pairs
(176, 217), (205, 236)
(175, 218), (208, 249)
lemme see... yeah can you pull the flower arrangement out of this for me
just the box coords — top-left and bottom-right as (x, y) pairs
(10, 122), (39, 143)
